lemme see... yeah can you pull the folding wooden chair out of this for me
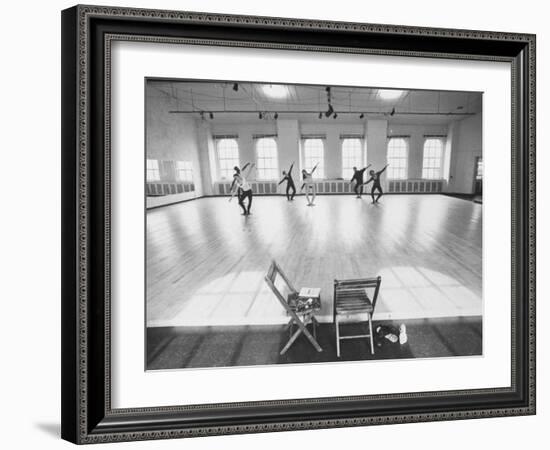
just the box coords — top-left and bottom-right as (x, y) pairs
(264, 261), (322, 355)
(333, 276), (381, 357)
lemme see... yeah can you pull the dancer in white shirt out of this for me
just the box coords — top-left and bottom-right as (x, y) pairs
(300, 163), (319, 206)
(230, 163), (255, 215)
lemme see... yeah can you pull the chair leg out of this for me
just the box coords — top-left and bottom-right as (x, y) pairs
(335, 317), (341, 358)
(312, 315), (317, 340)
(368, 313), (375, 355)
(280, 327), (303, 355)
(286, 318), (294, 338)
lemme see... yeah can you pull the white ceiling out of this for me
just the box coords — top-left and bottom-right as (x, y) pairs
(147, 80), (482, 125)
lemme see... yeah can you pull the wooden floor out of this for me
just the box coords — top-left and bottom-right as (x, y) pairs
(146, 195), (482, 327)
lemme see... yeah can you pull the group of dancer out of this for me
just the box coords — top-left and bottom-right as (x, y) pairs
(278, 162), (320, 206)
(349, 163), (389, 203)
(229, 161), (389, 214)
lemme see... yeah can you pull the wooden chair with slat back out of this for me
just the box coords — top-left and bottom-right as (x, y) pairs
(264, 261), (322, 355)
(333, 276), (382, 357)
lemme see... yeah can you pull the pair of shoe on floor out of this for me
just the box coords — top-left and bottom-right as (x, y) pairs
(375, 324), (408, 346)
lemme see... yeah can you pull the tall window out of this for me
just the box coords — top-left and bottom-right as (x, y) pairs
(387, 137), (408, 179)
(422, 138), (444, 179)
(342, 138), (365, 179)
(216, 138), (240, 180)
(176, 161), (193, 182)
(255, 137), (279, 180)
(303, 138), (325, 179)
(146, 159), (160, 182)
(476, 158), (483, 180)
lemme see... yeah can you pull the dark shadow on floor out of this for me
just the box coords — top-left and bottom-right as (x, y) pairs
(442, 193), (482, 204)
(147, 317), (482, 370)
(35, 422), (60, 438)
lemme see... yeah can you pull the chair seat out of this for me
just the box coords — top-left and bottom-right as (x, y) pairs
(335, 289), (373, 314)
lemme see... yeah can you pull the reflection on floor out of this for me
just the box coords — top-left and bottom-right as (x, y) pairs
(147, 195), (482, 327)
(147, 316), (482, 370)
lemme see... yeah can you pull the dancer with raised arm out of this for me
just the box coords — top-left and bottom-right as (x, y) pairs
(278, 162), (296, 201)
(363, 164), (389, 204)
(300, 163), (319, 206)
(229, 162), (255, 215)
(350, 164), (372, 198)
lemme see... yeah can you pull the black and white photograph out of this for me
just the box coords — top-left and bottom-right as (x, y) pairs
(145, 80), (483, 370)
(1, 0), (543, 446)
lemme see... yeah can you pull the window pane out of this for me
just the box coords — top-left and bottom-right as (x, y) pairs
(387, 138), (408, 179)
(476, 158), (483, 180)
(303, 139), (325, 179)
(342, 138), (364, 179)
(216, 138), (240, 180)
(422, 138), (444, 179)
(255, 138), (278, 180)
(176, 160), (193, 182)
(146, 159), (160, 181)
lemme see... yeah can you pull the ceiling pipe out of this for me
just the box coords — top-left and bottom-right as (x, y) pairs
(168, 110), (475, 116)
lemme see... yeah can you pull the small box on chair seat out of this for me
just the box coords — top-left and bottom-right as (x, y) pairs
(299, 287), (321, 299)
(292, 287), (321, 313)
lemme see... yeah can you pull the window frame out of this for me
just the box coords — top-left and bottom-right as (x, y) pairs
(146, 158), (160, 182)
(386, 137), (409, 180)
(255, 137), (279, 181)
(476, 157), (484, 180)
(421, 137), (445, 180)
(302, 138), (326, 179)
(175, 160), (194, 182)
(341, 137), (366, 179)
(215, 137), (240, 181)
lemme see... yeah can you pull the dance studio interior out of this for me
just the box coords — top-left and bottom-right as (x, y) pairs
(145, 80), (483, 370)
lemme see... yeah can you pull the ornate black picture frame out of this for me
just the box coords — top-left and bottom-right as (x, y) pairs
(61, 4), (536, 444)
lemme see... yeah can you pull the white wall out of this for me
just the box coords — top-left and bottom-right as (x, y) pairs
(146, 93), (204, 206)
(147, 89), (480, 196)
(210, 122), (277, 173)
(447, 113), (483, 193)
(3, 1), (546, 450)
(147, 89), (482, 197)
(388, 123), (449, 179)
(299, 121), (366, 177)
(277, 119), (300, 175)
(197, 118), (472, 192)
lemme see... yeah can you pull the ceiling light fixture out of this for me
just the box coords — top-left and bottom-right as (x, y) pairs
(262, 84), (288, 99)
(378, 89), (404, 100)
(232, 83), (239, 92)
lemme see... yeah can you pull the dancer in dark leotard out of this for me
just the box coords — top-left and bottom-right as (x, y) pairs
(350, 164), (371, 198)
(363, 164), (389, 203)
(278, 162), (296, 200)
